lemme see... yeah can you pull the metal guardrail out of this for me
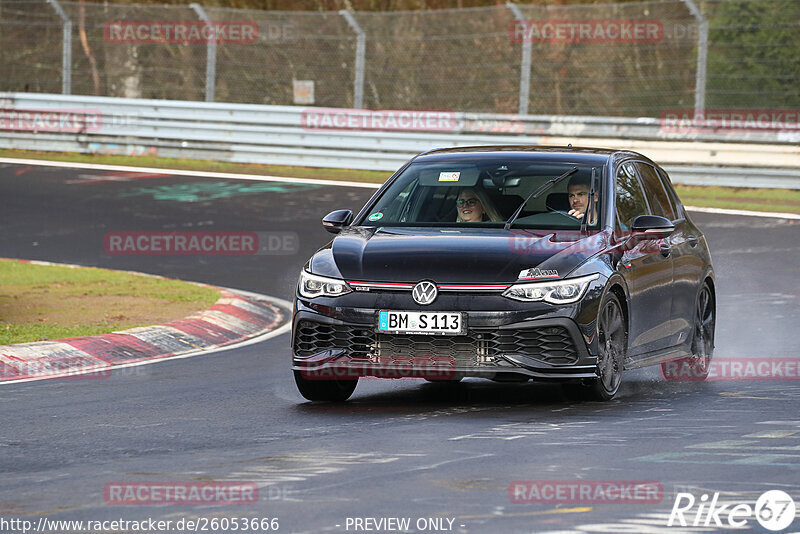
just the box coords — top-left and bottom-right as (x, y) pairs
(1, 92), (799, 189)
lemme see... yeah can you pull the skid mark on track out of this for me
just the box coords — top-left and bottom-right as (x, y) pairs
(450, 421), (597, 441)
(214, 452), (420, 491)
(635, 423), (800, 467)
(67, 171), (171, 185)
(120, 181), (321, 202)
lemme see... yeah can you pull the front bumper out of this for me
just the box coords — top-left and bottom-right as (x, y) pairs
(291, 299), (599, 381)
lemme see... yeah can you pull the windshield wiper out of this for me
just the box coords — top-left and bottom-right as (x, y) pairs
(503, 167), (578, 230)
(580, 166), (598, 233)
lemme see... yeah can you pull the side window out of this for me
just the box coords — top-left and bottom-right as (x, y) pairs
(634, 162), (676, 220)
(615, 162), (648, 229)
(656, 167), (683, 218)
(377, 179), (418, 222)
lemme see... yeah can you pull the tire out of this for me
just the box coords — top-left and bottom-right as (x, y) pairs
(587, 292), (626, 401)
(293, 370), (358, 402)
(660, 281), (715, 381)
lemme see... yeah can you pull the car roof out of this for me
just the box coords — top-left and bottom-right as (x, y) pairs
(413, 145), (649, 166)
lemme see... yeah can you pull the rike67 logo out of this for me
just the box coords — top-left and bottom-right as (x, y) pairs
(668, 490), (796, 531)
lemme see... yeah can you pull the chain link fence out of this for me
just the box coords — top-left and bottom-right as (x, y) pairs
(1, 0), (798, 117)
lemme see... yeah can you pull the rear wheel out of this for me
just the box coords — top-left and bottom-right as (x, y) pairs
(587, 292), (626, 400)
(293, 370), (358, 402)
(661, 281), (715, 380)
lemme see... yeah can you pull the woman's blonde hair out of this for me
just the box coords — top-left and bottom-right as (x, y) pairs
(455, 188), (503, 222)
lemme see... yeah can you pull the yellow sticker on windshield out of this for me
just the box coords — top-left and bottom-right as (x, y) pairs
(438, 171), (461, 182)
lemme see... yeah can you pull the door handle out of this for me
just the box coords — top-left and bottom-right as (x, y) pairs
(687, 236), (698, 247)
(660, 244), (671, 257)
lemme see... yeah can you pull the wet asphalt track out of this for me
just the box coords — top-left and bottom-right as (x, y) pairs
(1, 162), (799, 533)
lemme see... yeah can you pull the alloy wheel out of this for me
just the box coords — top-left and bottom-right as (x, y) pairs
(690, 284), (715, 375)
(596, 294), (625, 396)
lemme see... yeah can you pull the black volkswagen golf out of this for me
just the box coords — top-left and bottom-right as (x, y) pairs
(292, 146), (715, 402)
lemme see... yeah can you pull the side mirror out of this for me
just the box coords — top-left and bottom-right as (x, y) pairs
(629, 215), (675, 242)
(322, 209), (353, 234)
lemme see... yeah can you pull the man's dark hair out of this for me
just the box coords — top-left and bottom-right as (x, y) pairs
(567, 173), (591, 190)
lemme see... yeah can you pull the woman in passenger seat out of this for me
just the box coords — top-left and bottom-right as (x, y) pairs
(455, 188), (503, 223)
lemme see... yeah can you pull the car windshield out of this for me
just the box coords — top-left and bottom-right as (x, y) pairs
(359, 157), (604, 229)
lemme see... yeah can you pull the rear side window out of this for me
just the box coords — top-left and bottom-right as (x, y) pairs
(656, 167), (683, 218)
(615, 163), (648, 228)
(635, 162), (676, 220)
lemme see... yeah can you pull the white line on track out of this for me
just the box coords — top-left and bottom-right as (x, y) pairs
(2, 157), (799, 219)
(0, 156), (382, 189)
(682, 205), (800, 220)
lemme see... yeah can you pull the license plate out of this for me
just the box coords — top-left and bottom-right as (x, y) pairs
(378, 311), (464, 335)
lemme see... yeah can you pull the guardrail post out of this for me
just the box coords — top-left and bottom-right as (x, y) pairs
(190, 3), (216, 102)
(45, 0), (72, 94)
(339, 10), (366, 109)
(506, 3), (531, 115)
(680, 0), (708, 119)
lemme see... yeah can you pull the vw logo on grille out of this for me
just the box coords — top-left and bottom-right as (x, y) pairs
(412, 280), (438, 305)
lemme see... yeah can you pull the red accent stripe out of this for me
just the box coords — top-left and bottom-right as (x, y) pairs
(349, 281), (510, 290)
(349, 282), (415, 288)
(438, 284), (510, 290)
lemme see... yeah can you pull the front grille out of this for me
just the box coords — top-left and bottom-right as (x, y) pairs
(376, 333), (490, 366)
(294, 320), (579, 365)
(488, 327), (579, 365)
(294, 321), (374, 358)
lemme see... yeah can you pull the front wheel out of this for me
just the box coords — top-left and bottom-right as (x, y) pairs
(588, 292), (626, 400)
(293, 370), (358, 402)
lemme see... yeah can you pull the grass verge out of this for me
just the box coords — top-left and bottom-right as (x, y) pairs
(1, 148), (798, 214)
(673, 185), (800, 215)
(0, 259), (220, 345)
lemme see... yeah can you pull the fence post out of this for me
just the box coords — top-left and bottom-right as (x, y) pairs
(190, 3), (216, 102)
(680, 0), (708, 118)
(506, 3), (531, 115)
(45, 0), (72, 94)
(339, 10), (366, 109)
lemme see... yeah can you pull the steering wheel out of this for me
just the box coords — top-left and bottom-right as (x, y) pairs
(546, 205), (582, 221)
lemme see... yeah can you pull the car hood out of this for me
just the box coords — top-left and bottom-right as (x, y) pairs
(310, 227), (608, 284)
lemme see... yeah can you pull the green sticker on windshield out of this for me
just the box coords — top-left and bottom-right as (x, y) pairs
(368, 212), (384, 221)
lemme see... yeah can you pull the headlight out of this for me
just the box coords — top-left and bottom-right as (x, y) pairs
(298, 270), (352, 298)
(502, 274), (599, 304)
